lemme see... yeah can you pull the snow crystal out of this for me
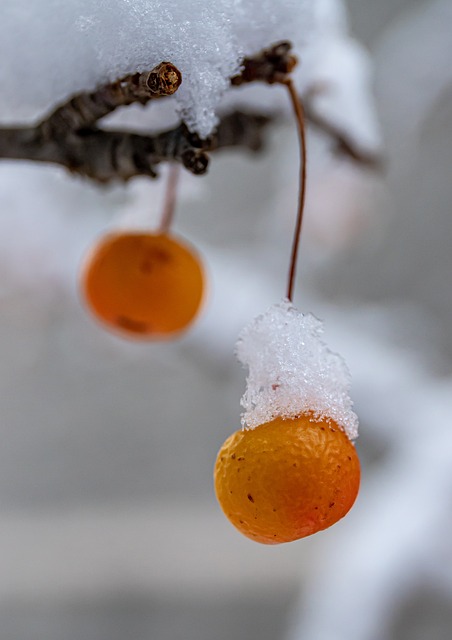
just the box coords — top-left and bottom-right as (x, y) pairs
(0, 0), (314, 137)
(236, 299), (358, 439)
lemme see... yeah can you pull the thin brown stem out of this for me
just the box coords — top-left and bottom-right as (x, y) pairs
(283, 78), (307, 303)
(159, 164), (180, 232)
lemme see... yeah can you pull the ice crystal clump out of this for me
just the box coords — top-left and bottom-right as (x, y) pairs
(236, 299), (358, 440)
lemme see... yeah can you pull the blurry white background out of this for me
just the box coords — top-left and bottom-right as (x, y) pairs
(0, 1), (452, 639)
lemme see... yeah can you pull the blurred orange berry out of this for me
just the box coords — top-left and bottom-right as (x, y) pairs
(214, 414), (360, 544)
(80, 232), (205, 339)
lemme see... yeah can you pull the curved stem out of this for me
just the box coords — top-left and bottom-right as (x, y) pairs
(283, 78), (307, 302)
(159, 163), (181, 232)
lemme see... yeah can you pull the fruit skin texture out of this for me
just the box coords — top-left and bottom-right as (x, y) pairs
(214, 415), (360, 544)
(81, 232), (205, 340)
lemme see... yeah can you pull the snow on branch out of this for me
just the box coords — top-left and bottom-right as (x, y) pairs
(0, 44), (292, 182)
(0, 50), (279, 182)
(0, 41), (380, 182)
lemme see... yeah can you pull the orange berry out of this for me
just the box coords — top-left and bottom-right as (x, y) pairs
(214, 414), (360, 544)
(80, 232), (205, 339)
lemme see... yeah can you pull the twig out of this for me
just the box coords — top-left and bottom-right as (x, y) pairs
(41, 62), (182, 137)
(231, 41), (298, 86)
(303, 98), (383, 168)
(208, 111), (271, 153)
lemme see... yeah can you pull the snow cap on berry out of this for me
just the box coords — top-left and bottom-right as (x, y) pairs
(236, 299), (358, 440)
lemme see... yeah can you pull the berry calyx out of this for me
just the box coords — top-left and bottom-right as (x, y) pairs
(214, 414), (360, 544)
(80, 231), (205, 339)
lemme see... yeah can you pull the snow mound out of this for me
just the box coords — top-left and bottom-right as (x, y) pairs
(0, 0), (313, 137)
(236, 299), (358, 439)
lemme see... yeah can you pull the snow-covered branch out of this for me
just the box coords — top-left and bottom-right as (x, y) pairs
(0, 41), (380, 183)
(0, 48), (282, 182)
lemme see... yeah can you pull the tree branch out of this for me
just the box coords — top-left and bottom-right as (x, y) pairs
(303, 100), (382, 168)
(40, 62), (182, 137)
(0, 112), (271, 182)
(0, 43), (381, 182)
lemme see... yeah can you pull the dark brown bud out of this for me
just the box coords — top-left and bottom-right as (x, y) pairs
(146, 62), (182, 96)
